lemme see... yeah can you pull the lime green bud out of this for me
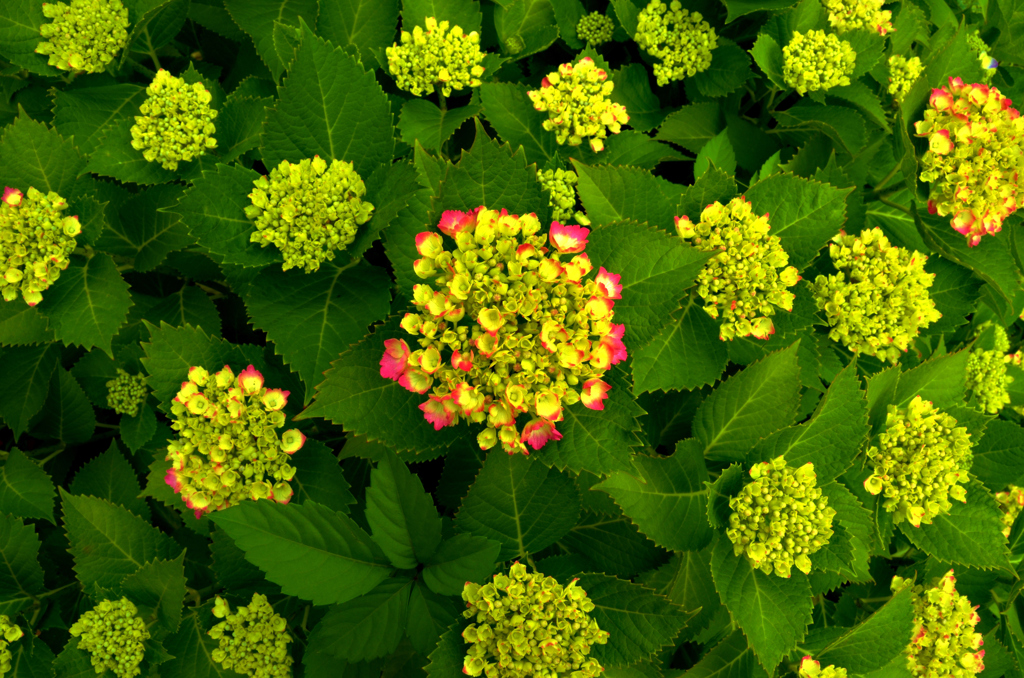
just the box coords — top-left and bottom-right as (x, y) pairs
(635, 0), (717, 86)
(105, 369), (148, 417)
(800, 657), (848, 678)
(577, 12), (615, 46)
(69, 598), (148, 678)
(821, 0), (893, 34)
(528, 58), (629, 152)
(864, 396), (972, 527)
(461, 563), (609, 677)
(888, 55), (924, 102)
(676, 197), (799, 341)
(245, 156), (374, 274)
(966, 348), (1013, 414)
(208, 594), (293, 678)
(0, 615), (23, 676)
(727, 456), (835, 578)
(782, 30), (856, 95)
(129, 70), (218, 171)
(537, 169), (578, 223)
(813, 228), (941, 362)
(0, 186), (79, 307)
(386, 17), (487, 97)
(35, 0), (129, 73)
(891, 570), (984, 678)
(996, 485), (1024, 537)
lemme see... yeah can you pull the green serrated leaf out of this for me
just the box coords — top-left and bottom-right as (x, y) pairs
(96, 185), (194, 273)
(479, 81), (556, 164)
(366, 449), (443, 569)
(494, 0), (559, 59)
(750, 33), (786, 89)
(51, 84), (147, 157)
(290, 439), (356, 512)
(407, 581), (459, 656)
(216, 94), (271, 164)
(425, 623), (465, 678)
(638, 546), (722, 636)
(35, 368), (97, 446)
(402, 0), (482, 32)
(317, 0), (399, 66)
(891, 347), (970, 409)
(817, 586), (914, 673)
(631, 296), (728, 394)
(685, 630), (768, 678)
(307, 578), (413, 661)
(0, 302), (53, 347)
(611, 64), (667, 132)
(676, 166), (738, 220)
(0, 513), (46, 618)
(162, 602), (236, 678)
(399, 99), (480, 154)
(0, 112), (87, 199)
(84, 117), (182, 186)
(972, 420), (1024, 492)
(690, 44), (752, 98)
(422, 534), (501, 596)
(694, 130), (737, 177)
(120, 404), (158, 453)
(120, 552), (187, 633)
(0, 0), (60, 75)
(574, 162), (679, 230)
(774, 102), (867, 156)
(655, 103), (722, 154)
(68, 441), (149, 521)
(0, 447), (55, 524)
(224, 0), (318, 81)
(561, 509), (667, 577)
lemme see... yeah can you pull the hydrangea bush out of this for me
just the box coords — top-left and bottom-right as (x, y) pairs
(0, 0), (1021, 676)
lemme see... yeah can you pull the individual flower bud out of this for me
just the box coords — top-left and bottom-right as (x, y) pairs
(821, 0), (892, 34)
(996, 486), (1024, 538)
(783, 30), (856, 95)
(105, 369), (148, 417)
(966, 347), (1013, 414)
(69, 598), (149, 678)
(0, 185), (79, 307)
(130, 70), (218, 171)
(635, 0), (717, 86)
(800, 657), (848, 678)
(35, 0), (129, 72)
(528, 58), (629, 152)
(386, 17), (488, 97)
(208, 593), (293, 678)
(865, 396), (972, 527)
(537, 168), (579, 223)
(576, 12), (615, 46)
(888, 55), (925, 102)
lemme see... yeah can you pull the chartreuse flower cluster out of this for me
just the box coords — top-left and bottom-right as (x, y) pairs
(891, 570), (985, 678)
(129, 70), (218, 171)
(821, 0), (893, 34)
(537, 169), (578, 223)
(996, 486), (1024, 537)
(726, 456), (836, 578)
(35, 0), (129, 72)
(209, 594), (293, 677)
(888, 55), (925, 102)
(916, 77), (1024, 246)
(864, 396), (972, 527)
(800, 657), (848, 678)
(675, 197), (799, 341)
(0, 616), (23, 676)
(386, 17), (485, 97)
(0, 186), (81, 307)
(528, 58), (629, 152)
(634, 0), (718, 86)
(967, 31), (999, 81)
(69, 598), (149, 678)
(243, 156), (374, 273)
(782, 30), (856, 95)
(576, 12), (615, 46)
(813, 228), (941, 363)
(966, 347), (1013, 413)
(461, 562), (609, 677)
(380, 207), (627, 455)
(106, 369), (148, 417)
(164, 365), (307, 518)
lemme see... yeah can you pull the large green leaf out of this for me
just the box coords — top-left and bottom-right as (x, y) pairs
(306, 578), (413, 661)
(84, 117), (182, 186)
(0, 303), (53, 347)
(479, 82), (556, 164)
(455, 451), (581, 561)
(0, 113), (87, 200)
(560, 510), (667, 577)
(891, 347), (970, 409)
(208, 500), (393, 605)
(216, 93), (272, 164)
(774, 102), (866, 156)
(407, 581), (459, 656)
(290, 439), (357, 512)
(317, 0), (399, 66)
(493, 0), (559, 59)
(676, 166), (738, 220)
(0, 513), (46, 618)
(630, 296), (728, 394)
(365, 449), (443, 569)
(721, 0), (799, 21)
(573, 163), (679, 230)
(0, 343), (59, 441)
(51, 84), (148, 157)
(422, 534), (502, 596)
(95, 185), (194, 272)
(638, 547), (722, 636)
(35, 368), (97, 446)
(817, 586), (915, 673)
(224, 0), (318, 80)
(594, 439), (713, 552)
(611, 64), (668, 132)
(162, 603), (236, 678)
(7, 630), (56, 677)
(0, 0), (60, 75)
(0, 448), (55, 524)
(120, 552), (188, 634)
(683, 630), (769, 678)
(971, 420), (1024, 492)
(690, 44), (752, 98)
(398, 99), (481, 154)
(655, 103), (723, 154)
(68, 441), (149, 521)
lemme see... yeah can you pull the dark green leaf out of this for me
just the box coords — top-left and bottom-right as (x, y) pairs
(120, 404), (158, 453)
(0, 113), (86, 198)
(611, 64), (667, 132)
(422, 534), (502, 596)
(290, 439), (356, 512)
(631, 296), (728, 394)
(479, 82), (556, 164)
(399, 99), (481, 154)
(694, 131), (737, 177)
(407, 582), (459, 656)
(655, 103), (722, 154)
(402, 0), (482, 32)
(892, 347), (970, 409)
(307, 578), (413, 661)
(638, 547), (722, 636)
(817, 586), (915, 673)
(690, 44), (752, 98)
(68, 441), (149, 521)
(0, 513), (45, 618)
(972, 420), (1024, 492)
(224, 0), (318, 80)
(317, 0), (399, 65)
(162, 603), (236, 678)
(366, 449), (443, 568)
(51, 84), (147, 156)
(120, 552), (188, 633)
(0, 0), (60, 75)
(35, 369), (97, 446)
(0, 448), (55, 523)
(683, 630), (769, 678)
(0, 303), (53, 347)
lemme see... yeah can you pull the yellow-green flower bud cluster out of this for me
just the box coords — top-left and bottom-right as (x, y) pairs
(387, 17), (485, 97)
(461, 562), (609, 677)
(35, 0), (129, 72)
(243, 156), (374, 274)
(967, 32), (999, 81)
(0, 616), (23, 676)
(891, 571), (985, 678)
(813, 228), (941, 363)
(528, 58), (629, 153)
(130, 70), (218, 171)
(0, 186), (81, 307)
(69, 598), (149, 678)
(799, 657), (848, 678)
(782, 30), (856, 95)
(675, 197), (799, 341)
(727, 456), (835, 578)
(864, 396), (972, 528)
(208, 594), (293, 678)
(577, 12), (615, 46)
(996, 485), (1024, 537)
(106, 368), (148, 417)
(888, 55), (924, 102)
(635, 0), (718, 86)
(915, 78), (1024, 247)
(821, 0), (893, 35)
(537, 169), (578, 223)
(165, 365), (307, 519)
(965, 348), (1013, 414)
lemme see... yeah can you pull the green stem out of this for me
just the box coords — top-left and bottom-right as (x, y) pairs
(36, 446), (66, 466)
(877, 195), (912, 215)
(143, 29), (162, 71)
(870, 164), (902, 195)
(95, 422), (120, 430)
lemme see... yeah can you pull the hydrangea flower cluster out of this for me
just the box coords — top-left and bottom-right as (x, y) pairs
(915, 77), (1024, 246)
(576, 12), (615, 46)
(966, 348), (1013, 413)
(726, 456), (836, 578)
(0, 186), (81, 307)
(891, 570), (985, 678)
(996, 486), (1024, 537)
(967, 31), (999, 81)
(537, 168), (578, 223)
(106, 368), (148, 417)
(782, 30), (856, 95)
(243, 156), (374, 274)
(209, 594), (293, 678)
(888, 55), (925, 102)
(461, 562), (609, 677)
(69, 598), (149, 678)
(675, 196), (799, 341)
(527, 58), (629, 152)
(129, 70), (218, 171)
(800, 657), (848, 678)
(821, 0), (893, 34)
(864, 396), (972, 527)
(812, 228), (941, 363)
(164, 365), (307, 518)
(0, 616), (23, 676)
(380, 207), (627, 455)
(386, 17), (485, 97)
(634, 0), (718, 86)
(35, 0), (129, 72)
